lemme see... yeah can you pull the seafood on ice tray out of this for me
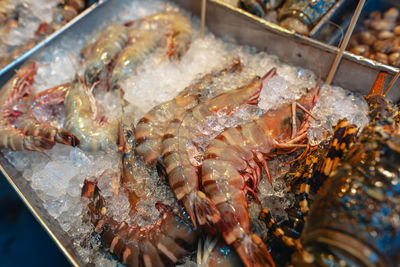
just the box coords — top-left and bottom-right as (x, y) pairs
(0, 0), (382, 266)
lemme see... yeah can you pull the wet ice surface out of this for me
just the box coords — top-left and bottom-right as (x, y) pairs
(309, 84), (370, 145)
(1, 0), (371, 266)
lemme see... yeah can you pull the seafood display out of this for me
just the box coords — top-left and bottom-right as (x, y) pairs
(237, 0), (337, 35)
(349, 7), (400, 67)
(0, 0), (87, 68)
(0, 0), (393, 267)
(259, 118), (358, 266)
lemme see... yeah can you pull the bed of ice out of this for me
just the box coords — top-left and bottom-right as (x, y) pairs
(1, 0), (370, 266)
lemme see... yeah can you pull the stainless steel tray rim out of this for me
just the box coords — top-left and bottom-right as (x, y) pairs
(0, 164), (80, 267)
(0, 0), (106, 83)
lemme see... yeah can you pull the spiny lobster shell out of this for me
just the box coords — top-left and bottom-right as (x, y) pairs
(300, 121), (400, 267)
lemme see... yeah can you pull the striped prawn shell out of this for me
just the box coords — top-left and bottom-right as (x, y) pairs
(201, 109), (293, 243)
(0, 125), (54, 151)
(125, 12), (192, 60)
(14, 115), (79, 147)
(135, 58), (242, 165)
(162, 73), (267, 228)
(83, 181), (198, 267)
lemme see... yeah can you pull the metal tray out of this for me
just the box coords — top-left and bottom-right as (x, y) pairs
(1, 0), (400, 266)
(176, 0), (400, 101)
(0, 0), (101, 85)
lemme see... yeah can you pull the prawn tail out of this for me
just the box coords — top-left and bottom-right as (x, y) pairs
(193, 191), (225, 233)
(234, 234), (276, 267)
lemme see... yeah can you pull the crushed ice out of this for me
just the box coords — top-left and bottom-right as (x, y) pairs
(1, 0), (371, 266)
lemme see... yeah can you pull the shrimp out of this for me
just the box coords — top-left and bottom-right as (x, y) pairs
(0, 62), (37, 112)
(200, 79), (319, 267)
(120, 122), (155, 214)
(83, 24), (129, 85)
(82, 180), (198, 267)
(13, 114), (78, 146)
(64, 75), (118, 151)
(0, 62), (77, 150)
(126, 12), (192, 60)
(0, 125), (54, 151)
(161, 68), (277, 230)
(110, 12), (192, 90)
(10, 82), (78, 147)
(109, 29), (160, 91)
(135, 58), (242, 165)
(82, 123), (197, 266)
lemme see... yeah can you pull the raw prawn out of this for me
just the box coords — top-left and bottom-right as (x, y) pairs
(82, 180), (198, 267)
(161, 68), (277, 230)
(125, 12), (192, 60)
(109, 29), (160, 91)
(83, 24), (129, 85)
(0, 63), (77, 151)
(200, 78), (319, 267)
(110, 12), (192, 90)
(64, 75), (118, 151)
(81, 123), (198, 266)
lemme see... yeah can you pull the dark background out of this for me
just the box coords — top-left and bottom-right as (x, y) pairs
(0, 175), (70, 267)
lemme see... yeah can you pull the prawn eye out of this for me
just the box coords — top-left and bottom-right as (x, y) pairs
(84, 64), (100, 85)
(296, 111), (305, 124)
(282, 116), (292, 130)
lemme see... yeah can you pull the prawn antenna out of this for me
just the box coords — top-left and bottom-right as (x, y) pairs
(384, 70), (400, 97)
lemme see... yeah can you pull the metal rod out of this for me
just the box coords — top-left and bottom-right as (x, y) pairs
(384, 70), (400, 96)
(326, 0), (366, 85)
(201, 0), (207, 38)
